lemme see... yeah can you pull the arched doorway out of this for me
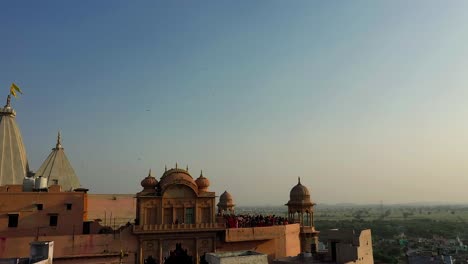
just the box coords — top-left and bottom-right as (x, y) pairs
(164, 243), (193, 264)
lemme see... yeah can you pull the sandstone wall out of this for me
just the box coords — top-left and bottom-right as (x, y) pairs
(218, 224), (300, 263)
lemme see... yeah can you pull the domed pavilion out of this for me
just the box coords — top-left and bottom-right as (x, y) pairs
(286, 177), (319, 253)
(217, 191), (235, 215)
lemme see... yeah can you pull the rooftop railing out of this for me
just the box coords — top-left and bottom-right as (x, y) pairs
(133, 222), (225, 233)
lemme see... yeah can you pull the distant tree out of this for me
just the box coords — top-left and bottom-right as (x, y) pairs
(384, 209), (391, 218)
(402, 212), (412, 220)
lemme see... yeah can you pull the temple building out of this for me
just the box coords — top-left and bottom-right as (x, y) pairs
(135, 167), (225, 263)
(0, 95), (29, 185)
(35, 131), (81, 191)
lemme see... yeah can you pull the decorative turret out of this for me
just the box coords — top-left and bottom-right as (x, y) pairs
(288, 177), (313, 205)
(140, 169), (158, 193)
(217, 191), (235, 215)
(285, 177), (319, 253)
(195, 170), (210, 192)
(0, 94), (29, 185)
(35, 132), (81, 191)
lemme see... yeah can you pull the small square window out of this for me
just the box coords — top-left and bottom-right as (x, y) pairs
(36, 204), (43, 210)
(49, 215), (58, 227)
(66, 203), (72, 210)
(8, 214), (18, 228)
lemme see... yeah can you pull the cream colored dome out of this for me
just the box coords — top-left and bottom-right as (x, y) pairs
(219, 191), (235, 206)
(286, 177), (314, 206)
(290, 178), (310, 201)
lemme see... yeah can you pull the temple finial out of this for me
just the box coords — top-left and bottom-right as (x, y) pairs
(148, 169), (152, 177)
(186, 165), (189, 171)
(56, 131), (62, 149)
(200, 170), (203, 177)
(165, 165), (167, 172)
(298, 177), (301, 184)
(5, 94), (11, 107)
(175, 162), (178, 169)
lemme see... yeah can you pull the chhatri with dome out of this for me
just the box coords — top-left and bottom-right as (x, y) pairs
(286, 177), (320, 253)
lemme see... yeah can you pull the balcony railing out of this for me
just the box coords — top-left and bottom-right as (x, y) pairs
(133, 222), (226, 233)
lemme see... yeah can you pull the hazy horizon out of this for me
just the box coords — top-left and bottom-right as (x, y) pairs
(2, 1), (468, 206)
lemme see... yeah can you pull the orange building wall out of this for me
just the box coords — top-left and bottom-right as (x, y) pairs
(0, 191), (86, 237)
(217, 224), (301, 263)
(87, 194), (136, 227)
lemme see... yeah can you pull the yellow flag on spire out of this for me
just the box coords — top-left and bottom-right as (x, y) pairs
(10, 83), (23, 98)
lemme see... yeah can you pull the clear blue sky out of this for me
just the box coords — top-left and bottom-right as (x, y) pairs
(1, 1), (468, 205)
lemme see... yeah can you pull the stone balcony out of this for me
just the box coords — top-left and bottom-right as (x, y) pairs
(133, 222), (226, 234)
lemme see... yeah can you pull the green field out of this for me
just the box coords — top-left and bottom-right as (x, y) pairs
(237, 205), (468, 263)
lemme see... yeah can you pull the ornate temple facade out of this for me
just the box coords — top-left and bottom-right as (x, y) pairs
(135, 167), (225, 263)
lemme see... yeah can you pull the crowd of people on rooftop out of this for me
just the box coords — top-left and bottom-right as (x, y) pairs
(223, 214), (288, 228)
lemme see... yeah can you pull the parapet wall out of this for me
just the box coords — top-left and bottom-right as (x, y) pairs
(218, 224), (301, 263)
(0, 226), (138, 263)
(225, 224), (298, 242)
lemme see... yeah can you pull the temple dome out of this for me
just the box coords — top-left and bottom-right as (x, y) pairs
(219, 191), (234, 206)
(35, 132), (81, 191)
(0, 95), (29, 185)
(287, 177), (314, 206)
(195, 170), (210, 192)
(141, 169), (158, 190)
(159, 166), (198, 194)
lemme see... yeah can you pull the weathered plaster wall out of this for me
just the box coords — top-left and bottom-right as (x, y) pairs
(0, 192), (86, 237)
(87, 194), (136, 227)
(0, 226), (137, 264)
